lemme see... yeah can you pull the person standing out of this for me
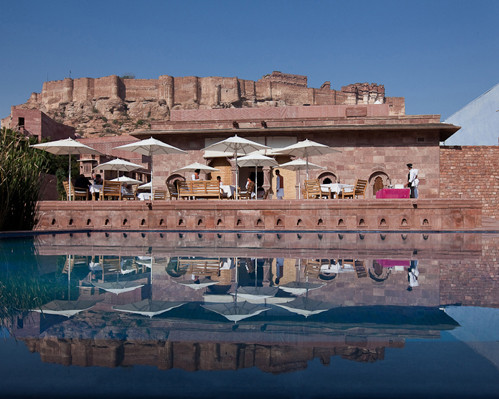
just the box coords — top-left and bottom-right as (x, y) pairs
(405, 163), (419, 198)
(275, 169), (284, 199)
(191, 169), (200, 180)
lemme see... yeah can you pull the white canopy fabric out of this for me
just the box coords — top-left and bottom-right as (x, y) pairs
(31, 138), (101, 201)
(94, 158), (144, 172)
(111, 176), (144, 184)
(114, 137), (187, 197)
(275, 139), (340, 179)
(278, 158), (326, 198)
(202, 135), (270, 198)
(173, 162), (219, 174)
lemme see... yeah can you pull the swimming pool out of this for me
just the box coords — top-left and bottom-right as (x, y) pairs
(1, 232), (498, 398)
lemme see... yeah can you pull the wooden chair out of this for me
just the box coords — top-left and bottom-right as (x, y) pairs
(100, 180), (122, 200)
(341, 179), (367, 199)
(167, 182), (179, 200)
(304, 179), (330, 199)
(153, 189), (166, 200)
(63, 180), (88, 200)
(238, 181), (255, 199)
(122, 184), (137, 200)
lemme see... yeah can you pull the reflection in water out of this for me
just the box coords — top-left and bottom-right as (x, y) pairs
(0, 232), (498, 396)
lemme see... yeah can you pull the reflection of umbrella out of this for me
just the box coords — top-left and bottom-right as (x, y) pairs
(114, 137), (187, 198)
(202, 301), (270, 323)
(275, 297), (330, 318)
(113, 299), (185, 318)
(177, 277), (220, 290)
(276, 139), (340, 179)
(33, 299), (97, 318)
(235, 286), (279, 302)
(111, 176), (144, 185)
(31, 138), (101, 201)
(93, 281), (144, 295)
(237, 152), (278, 199)
(278, 158), (325, 198)
(203, 135), (269, 199)
(278, 281), (325, 296)
(173, 162), (219, 174)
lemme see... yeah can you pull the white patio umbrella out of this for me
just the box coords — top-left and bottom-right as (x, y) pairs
(278, 158), (325, 198)
(202, 135), (269, 199)
(114, 137), (187, 198)
(276, 139), (340, 179)
(111, 176), (144, 185)
(94, 158), (144, 174)
(31, 138), (101, 201)
(138, 182), (151, 190)
(237, 152), (278, 199)
(173, 162), (219, 176)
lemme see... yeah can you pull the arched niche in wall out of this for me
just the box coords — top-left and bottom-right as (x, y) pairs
(318, 171), (338, 184)
(368, 171), (390, 198)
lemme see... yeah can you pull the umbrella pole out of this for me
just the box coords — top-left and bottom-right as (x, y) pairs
(254, 166), (258, 199)
(150, 153), (153, 200)
(298, 170), (301, 199)
(68, 153), (72, 201)
(235, 151), (239, 200)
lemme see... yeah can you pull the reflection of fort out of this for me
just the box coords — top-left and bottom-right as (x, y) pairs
(13, 304), (456, 372)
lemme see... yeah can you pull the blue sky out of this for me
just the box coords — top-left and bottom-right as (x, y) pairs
(1, 0), (497, 121)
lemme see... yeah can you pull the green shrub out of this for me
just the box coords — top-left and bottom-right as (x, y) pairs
(0, 128), (48, 230)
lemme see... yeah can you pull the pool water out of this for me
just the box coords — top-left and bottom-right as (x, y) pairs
(0, 231), (498, 399)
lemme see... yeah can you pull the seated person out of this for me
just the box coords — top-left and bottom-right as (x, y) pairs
(74, 174), (91, 190)
(240, 177), (255, 198)
(93, 173), (103, 185)
(74, 174), (91, 200)
(216, 175), (223, 186)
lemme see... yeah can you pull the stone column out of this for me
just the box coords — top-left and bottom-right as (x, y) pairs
(263, 166), (272, 199)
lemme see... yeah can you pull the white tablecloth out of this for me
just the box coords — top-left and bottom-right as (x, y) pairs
(220, 185), (236, 198)
(89, 184), (103, 200)
(137, 192), (152, 201)
(320, 183), (354, 195)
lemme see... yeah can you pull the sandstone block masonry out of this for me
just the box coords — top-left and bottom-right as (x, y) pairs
(440, 146), (499, 220)
(2, 71), (404, 137)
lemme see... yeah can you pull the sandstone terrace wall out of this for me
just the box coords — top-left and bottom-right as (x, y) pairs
(440, 146), (499, 219)
(4, 71), (404, 137)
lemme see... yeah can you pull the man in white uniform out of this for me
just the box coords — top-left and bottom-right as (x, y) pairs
(405, 163), (419, 198)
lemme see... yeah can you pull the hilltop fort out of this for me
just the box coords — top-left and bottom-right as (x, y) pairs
(3, 71), (403, 137)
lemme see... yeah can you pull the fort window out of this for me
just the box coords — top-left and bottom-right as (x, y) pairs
(18, 117), (25, 127)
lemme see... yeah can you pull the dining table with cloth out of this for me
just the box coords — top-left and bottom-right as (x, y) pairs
(137, 192), (152, 201)
(220, 184), (236, 198)
(375, 188), (410, 199)
(89, 184), (103, 200)
(320, 183), (354, 198)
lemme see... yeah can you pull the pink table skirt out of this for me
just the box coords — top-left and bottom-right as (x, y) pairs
(376, 188), (410, 199)
(375, 259), (411, 268)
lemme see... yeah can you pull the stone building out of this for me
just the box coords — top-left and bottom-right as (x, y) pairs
(2, 108), (75, 142)
(133, 103), (458, 200)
